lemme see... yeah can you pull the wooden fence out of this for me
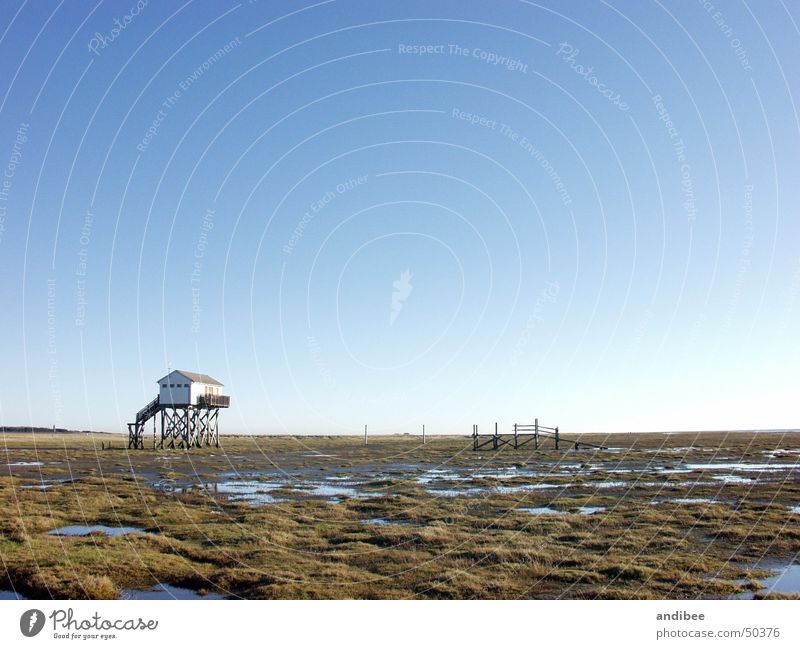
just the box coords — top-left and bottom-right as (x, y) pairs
(472, 419), (607, 451)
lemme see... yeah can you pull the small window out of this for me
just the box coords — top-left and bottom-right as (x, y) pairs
(161, 383), (166, 388)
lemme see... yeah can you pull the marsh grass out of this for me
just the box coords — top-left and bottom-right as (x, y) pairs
(1, 431), (799, 599)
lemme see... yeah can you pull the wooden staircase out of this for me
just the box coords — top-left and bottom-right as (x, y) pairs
(127, 396), (159, 449)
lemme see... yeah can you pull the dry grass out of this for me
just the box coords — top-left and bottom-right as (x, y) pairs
(1, 430), (799, 599)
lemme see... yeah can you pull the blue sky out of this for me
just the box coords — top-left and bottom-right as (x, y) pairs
(0, 0), (798, 434)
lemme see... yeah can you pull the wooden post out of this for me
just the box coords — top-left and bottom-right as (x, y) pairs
(555, 426), (560, 450)
(514, 423), (518, 449)
(493, 422), (498, 450)
(364, 424), (368, 445)
(534, 418), (539, 450)
(422, 424), (426, 444)
(472, 424), (477, 451)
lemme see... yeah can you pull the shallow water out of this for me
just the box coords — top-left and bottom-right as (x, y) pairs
(121, 584), (224, 600)
(761, 565), (800, 595)
(48, 525), (148, 537)
(648, 447), (719, 453)
(518, 505), (605, 516)
(670, 498), (720, 504)
(590, 480), (628, 489)
(0, 590), (26, 599)
(496, 483), (571, 493)
(207, 479), (382, 504)
(732, 563), (800, 599)
(147, 454), (798, 506)
(427, 478), (630, 497)
(686, 462), (798, 471)
(711, 475), (755, 484)
(21, 479), (75, 490)
(518, 506), (563, 515)
(360, 518), (413, 526)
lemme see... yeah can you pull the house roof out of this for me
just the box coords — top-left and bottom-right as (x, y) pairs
(158, 370), (223, 386)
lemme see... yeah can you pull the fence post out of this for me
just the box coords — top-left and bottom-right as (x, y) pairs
(534, 417), (539, 450)
(493, 422), (498, 450)
(555, 426), (559, 450)
(514, 423), (518, 449)
(423, 424), (426, 444)
(364, 424), (368, 446)
(472, 424), (477, 451)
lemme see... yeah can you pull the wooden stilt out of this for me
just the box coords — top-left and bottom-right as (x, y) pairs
(130, 391), (228, 451)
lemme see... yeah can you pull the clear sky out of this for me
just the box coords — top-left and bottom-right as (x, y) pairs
(0, 0), (798, 434)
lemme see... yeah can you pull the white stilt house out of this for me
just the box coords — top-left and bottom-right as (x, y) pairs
(128, 370), (230, 449)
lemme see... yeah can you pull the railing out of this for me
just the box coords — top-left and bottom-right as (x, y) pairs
(136, 396), (160, 422)
(198, 394), (230, 408)
(472, 419), (607, 451)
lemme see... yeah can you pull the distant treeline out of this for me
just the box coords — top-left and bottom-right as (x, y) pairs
(0, 426), (108, 434)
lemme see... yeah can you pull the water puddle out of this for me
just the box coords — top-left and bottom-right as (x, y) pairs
(640, 480), (712, 488)
(360, 518), (414, 526)
(21, 478), (75, 490)
(670, 498), (720, 504)
(789, 506), (800, 514)
(48, 525), (149, 537)
(518, 507), (563, 515)
(518, 505), (605, 516)
(196, 479), (383, 505)
(712, 475), (754, 484)
(426, 479), (627, 497)
(307, 484), (382, 499)
(425, 486), (487, 497)
(686, 462), (798, 471)
(416, 471), (464, 484)
(732, 563), (800, 599)
(0, 590), (26, 599)
(590, 481), (627, 489)
(121, 584), (224, 600)
(213, 480), (284, 495)
(648, 447), (719, 453)
(496, 483), (572, 493)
